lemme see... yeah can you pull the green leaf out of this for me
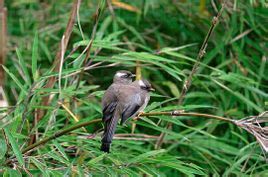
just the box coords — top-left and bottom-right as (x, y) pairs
(162, 81), (180, 97)
(3, 168), (22, 177)
(3, 128), (25, 167)
(127, 149), (166, 164)
(212, 79), (263, 112)
(32, 32), (39, 81)
(52, 140), (69, 161)
(0, 138), (7, 159)
(16, 48), (31, 85)
(30, 157), (50, 177)
(88, 153), (106, 165)
(2, 65), (27, 94)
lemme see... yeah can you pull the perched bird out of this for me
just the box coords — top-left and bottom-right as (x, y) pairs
(101, 70), (136, 152)
(101, 79), (154, 153)
(102, 70), (136, 122)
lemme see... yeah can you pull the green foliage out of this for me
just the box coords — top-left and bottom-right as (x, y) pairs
(0, 0), (267, 176)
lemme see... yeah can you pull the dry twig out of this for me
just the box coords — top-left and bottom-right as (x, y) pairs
(6, 110), (268, 165)
(6, 111), (232, 164)
(234, 111), (268, 153)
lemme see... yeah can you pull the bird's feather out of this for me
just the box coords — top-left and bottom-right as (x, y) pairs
(101, 109), (120, 153)
(120, 104), (141, 125)
(102, 101), (117, 122)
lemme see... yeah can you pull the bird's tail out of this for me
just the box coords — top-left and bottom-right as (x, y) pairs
(101, 110), (119, 153)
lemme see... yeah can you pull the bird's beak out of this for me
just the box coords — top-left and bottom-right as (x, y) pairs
(131, 74), (136, 78)
(149, 87), (155, 92)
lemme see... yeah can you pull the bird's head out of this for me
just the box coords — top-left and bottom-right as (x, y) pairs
(113, 70), (136, 84)
(138, 79), (155, 92)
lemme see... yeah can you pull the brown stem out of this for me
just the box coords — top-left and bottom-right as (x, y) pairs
(6, 119), (101, 165)
(155, 1), (227, 149)
(6, 111), (234, 165)
(140, 111), (234, 124)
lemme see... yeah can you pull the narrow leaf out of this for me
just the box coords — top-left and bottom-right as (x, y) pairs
(32, 32), (39, 81)
(3, 128), (25, 167)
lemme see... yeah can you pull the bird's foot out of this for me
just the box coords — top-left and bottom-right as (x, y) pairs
(137, 111), (144, 117)
(133, 111), (144, 121)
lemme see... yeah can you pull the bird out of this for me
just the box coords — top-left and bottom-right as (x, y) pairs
(101, 79), (154, 153)
(102, 70), (136, 122)
(101, 70), (136, 152)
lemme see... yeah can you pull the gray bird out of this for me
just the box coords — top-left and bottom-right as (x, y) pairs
(102, 70), (136, 122)
(101, 79), (154, 153)
(101, 70), (136, 151)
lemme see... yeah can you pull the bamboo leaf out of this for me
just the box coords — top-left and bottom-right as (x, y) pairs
(3, 128), (25, 167)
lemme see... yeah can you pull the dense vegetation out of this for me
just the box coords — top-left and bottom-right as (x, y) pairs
(0, 0), (267, 176)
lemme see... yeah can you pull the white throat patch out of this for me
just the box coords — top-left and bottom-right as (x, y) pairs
(139, 80), (146, 87)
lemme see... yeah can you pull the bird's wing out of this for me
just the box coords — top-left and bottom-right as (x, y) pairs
(102, 85), (118, 122)
(101, 108), (120, 153)
(120, 89), (144, 125)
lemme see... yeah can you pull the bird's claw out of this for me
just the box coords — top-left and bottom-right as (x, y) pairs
(137, 111), (144, 117)
(133, 111), (144, 121)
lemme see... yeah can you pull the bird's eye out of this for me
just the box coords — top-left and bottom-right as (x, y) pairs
(141, 86), (147, 90)
(122, 74), (131, 78)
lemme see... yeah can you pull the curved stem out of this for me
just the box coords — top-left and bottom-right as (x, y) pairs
(6, 111), (233, 164)
(22, 119), (101, 154)
(24, 112), (233, 154)
(6, 119), (101, 165)
(141, 111), (234, 124)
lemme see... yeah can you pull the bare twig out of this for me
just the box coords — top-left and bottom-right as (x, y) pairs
(155, 1), (227, 149)
(5, 111), (233, 164)
(82, 133), (158, 141)
(229, 29), (252, 44)
(6, 110), (267, 165)
(5, 119), (102, 165)
(140, 111), (234, 123)
(234, 111), (268, 153)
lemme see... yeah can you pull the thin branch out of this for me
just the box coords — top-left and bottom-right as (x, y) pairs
(6, 119), (101, 165)
(140, 111), (234, 124)
(178, 2), (226, 105)
(81, 133), (159, 141)
(155, 1), (227, 149)
(6, 111), (234, 165)
(8, 111), (267, 164)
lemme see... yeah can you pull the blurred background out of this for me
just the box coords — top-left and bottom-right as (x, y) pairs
(0, 0), (267, 176)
